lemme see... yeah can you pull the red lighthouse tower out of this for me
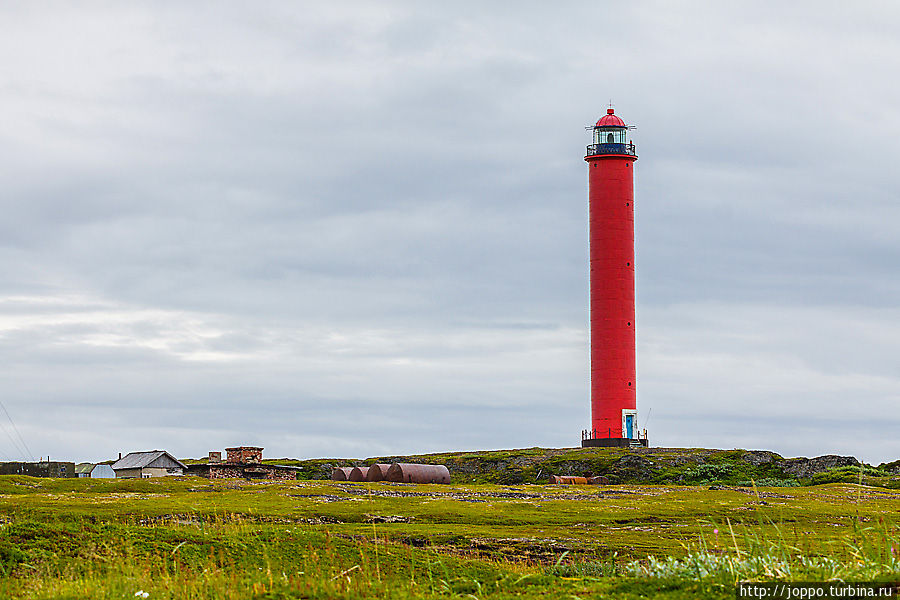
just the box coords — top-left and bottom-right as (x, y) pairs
(582, 108), (647, 448)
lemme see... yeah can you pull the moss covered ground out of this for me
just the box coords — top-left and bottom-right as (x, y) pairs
(1, 473), (899, 599)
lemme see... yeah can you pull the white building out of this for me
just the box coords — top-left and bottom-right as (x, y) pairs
(75, 463), (115, 478)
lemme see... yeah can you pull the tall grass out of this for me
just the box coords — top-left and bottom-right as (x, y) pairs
(0, 512), (529, 599)
(616, 478), (900, 586)
(2, 476), (899, 599)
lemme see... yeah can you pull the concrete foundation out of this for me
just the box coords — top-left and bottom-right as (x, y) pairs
(581, 437), (649, 448)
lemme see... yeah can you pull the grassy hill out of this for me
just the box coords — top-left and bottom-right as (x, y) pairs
(279, 446), (900, 488)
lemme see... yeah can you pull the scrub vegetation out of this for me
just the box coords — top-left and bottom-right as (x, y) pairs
(1, 460), (899, 599)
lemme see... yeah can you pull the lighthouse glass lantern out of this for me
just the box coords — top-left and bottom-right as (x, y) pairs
(581, 107), (646, 448)
(587, 108), (635, 156)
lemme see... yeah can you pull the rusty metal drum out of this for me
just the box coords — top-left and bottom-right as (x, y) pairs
(549, 475), (588, 484)
(385, 463), (450, 484)
(331, 467), (353, 481)
(349, 466), (369, 482)
(365, 463), (392, 482)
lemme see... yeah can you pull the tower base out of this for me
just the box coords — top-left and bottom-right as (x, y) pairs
(581, 437), (649, 448)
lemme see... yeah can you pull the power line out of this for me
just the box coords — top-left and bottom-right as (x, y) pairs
(0, 417), (27, 461)
(0, 401), (34, 462)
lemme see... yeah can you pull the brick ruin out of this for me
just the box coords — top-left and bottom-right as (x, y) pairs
(186, 447), (300, 481)
(226, 446), (262, 464)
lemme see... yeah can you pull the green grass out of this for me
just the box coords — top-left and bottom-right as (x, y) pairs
(1, 474), (899, 598)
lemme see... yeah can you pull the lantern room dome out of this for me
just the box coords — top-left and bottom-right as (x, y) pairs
(595, 108), (626, 128)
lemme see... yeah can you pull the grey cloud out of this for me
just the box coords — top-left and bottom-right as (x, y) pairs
(0, 2), (897, 464)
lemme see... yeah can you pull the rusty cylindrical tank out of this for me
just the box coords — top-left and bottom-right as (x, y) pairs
(549, 475), (589, 485)
(348, 466), (370, 482)
(385, 463), (450, 484)
(365, 463), (392, 482)
(331, 467), (353, 481)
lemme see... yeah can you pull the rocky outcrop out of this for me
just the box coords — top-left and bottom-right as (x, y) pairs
(605, 454), (661, 482)
(368, 449), (867, 484)
(781, 455), (860, 478)
(296, 461), (358, 481)
(740, 450), (778, 467)
(290, 447), (883, 485)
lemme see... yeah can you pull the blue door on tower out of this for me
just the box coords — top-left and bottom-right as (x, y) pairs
(625, 415), (634, 439)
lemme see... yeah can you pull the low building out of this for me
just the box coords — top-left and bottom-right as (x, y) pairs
(186, 446), (300, 480)
(75, 463), (115, 478)
(112, 451), (186, 478)
(0, 461), (75, 478)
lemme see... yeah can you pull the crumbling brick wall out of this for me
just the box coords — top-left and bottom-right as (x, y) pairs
(207, 465), (247, 479)
(225, 447), (263, 464)
(205, 464), (297, 480)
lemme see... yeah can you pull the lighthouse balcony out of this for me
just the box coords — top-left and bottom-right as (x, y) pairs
(581, 428), (649, 448)
(581, 436), (649, 448)
(586, 142), (637, 157)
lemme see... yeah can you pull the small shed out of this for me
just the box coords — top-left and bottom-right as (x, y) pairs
(76, 463), (115, 478)
(112, 451), (186, 479)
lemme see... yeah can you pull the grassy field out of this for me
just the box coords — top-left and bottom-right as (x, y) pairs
(1, 473), (899, 599)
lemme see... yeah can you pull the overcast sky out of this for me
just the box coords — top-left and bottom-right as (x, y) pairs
(1, 2), (897, 465)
